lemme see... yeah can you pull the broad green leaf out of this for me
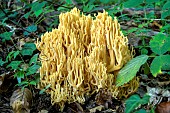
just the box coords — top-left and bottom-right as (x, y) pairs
(134, 109), (146, 113)
(29, 53), (39, 65)
(146, 0), (159, 4)
(14, 71), (25, 84)
(21, 43), (36, 56)
(0, 32), (13, 42)
(150, 55), (170, 77)
(83, 4), (95, 12)
(29, 80), (37, 85)
(141, 48), (148, 55)
(100, 0), (110, 4)
(140, 94), (150, 105)
(31, 1), (46, 12)
(23, 25), (37, 36)
(161, 1), (170, 19)
(128, 28), (138, 33)
(23, 11), (31, 19)
(66, 0), (72, 4)
(6, 51), (15, 62)
(26, 64), (40, 76)
(17, 81), (29, 86)
(125, 94), (150, 113)
(13, 51), (20, 59)
(0, 10), (5, 19)
(161, 9), (170, 19)
(116, 55), (148, 86)
(14, 71), (25, 78)
(124, 0), (143, 8)
(0, 58), (5, 66)
(125, 94), (141, 113)
(34, 9), (43, 17)
(150, 33), (170, 55)
(6, 51), (20, 62)
(6, 61), (22, 70)
(161, 24), (170, 31)
(162, 1), (170, 10)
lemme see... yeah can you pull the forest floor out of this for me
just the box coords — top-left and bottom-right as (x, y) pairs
(0, 1), (170, 113)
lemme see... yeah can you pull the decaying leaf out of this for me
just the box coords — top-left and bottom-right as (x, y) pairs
(0, 72), (13, 93)
(10, 88), (32, 113)
(95, 89), (112, 108)
(89, 105), (104, 113)
(155, 102), (170, 113)
(147, 86), (170, 105)
(38, 110), (48, 113)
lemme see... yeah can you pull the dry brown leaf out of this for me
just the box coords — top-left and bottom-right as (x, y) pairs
(0, 72), (12, 93)
(10, 88), (32, 113)
(155, 102), (170, 113)
(95, 89), (112, 108)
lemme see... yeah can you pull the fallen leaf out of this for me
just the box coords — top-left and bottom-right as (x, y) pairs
(38, 110), (48, 113)
(10, 88), (32, 113)
(89, 105), (104, 113)
(155, 102), (170, 113)
(0, 72), (13, 93)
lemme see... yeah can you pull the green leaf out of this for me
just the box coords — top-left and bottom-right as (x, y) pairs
(39, 84), (51, 94)
(6, 51), (20, 62)
(125, 94), (141, 113)
(150, 33), (170, 55)
(161, 9), (170, 19)
(140, 94), (150, 105)
(65, 0), (72, 4)
(125, 94), (150, 113)
(34, 9), (43, 17)
(150, 55), (170, 77)
(161, 1), (170, 19)
(13, 51), (20, 59)
(31, 1), (46, 12)
(83, 4), (95, 12)
(6, 61), (22, 70)
(39, 89), (46, 94)
(26, 64), (40, 76)
(6, 51), (15, 61)
(116, 55), (148, 86)
(141, 48), (148, 55)
(0, 32), (13, 42)
(29, 80), (37, 85)
(29, 53), (39, 65)
(23, 25), (37, 36)
(17, 81), (29, 87)
(14, 71), (25, 84)
(0, 58), (5, 66)
(21, 43), (36, 56)
(146, 0), (159, 4)
(23, 11), (31, 19)
(124, 0), (143, 8)
(14, 71), (24, 78)
(134, 109), (147, 113)
(162, 1), (170, 10)
(161, 24), (170, 31)
(100, 0), (110, 4)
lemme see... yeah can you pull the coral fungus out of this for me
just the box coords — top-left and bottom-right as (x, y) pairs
(36, 7), (139, 111)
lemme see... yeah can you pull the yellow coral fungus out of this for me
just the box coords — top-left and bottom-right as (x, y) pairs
(36, 7), (139, 111)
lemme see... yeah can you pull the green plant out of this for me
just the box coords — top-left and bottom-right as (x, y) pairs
(149, 33), (170, 76)
(125, 94), (152, 113)
(4, 43), (40, 88)
(116, 32), (170, 86)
